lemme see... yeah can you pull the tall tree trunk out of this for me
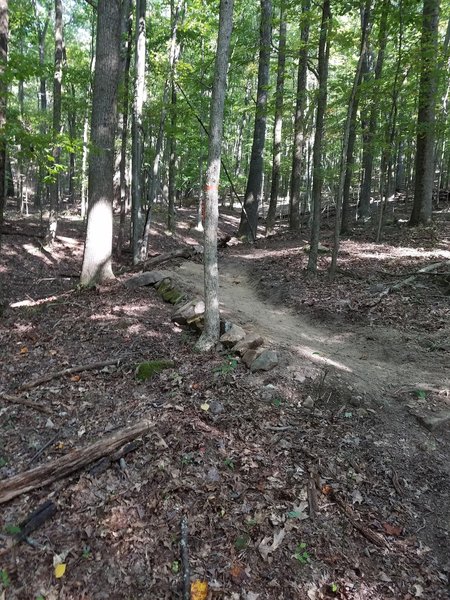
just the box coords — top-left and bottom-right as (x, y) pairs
(34, 3), (50, 210)
(80, 0), (122, 286)
(81, 8), (96, 220)
(168, 79), (177, 231)
(0, 0), (8, 230)
(409, 0), (440, 225)
(237, 0), (272, 241)
(131, 0), (146, 264)
(307, 0), (331, 274)
(116, 1), (132, 258)
(195, 0), (233, 352)
(67, 82), (76, 206)
(358, 0), (388, 220)
(266, 5), (286, 233)
(46, 0), (63, 245)
(329, 1), (371, 280)
(289, 0), (310, 231)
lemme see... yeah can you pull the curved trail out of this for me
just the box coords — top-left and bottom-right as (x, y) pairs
(170, 259), (450, 399)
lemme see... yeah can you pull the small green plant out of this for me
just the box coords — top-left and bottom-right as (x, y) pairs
(224, 457), (235, 470)
(82, 546), (92, 559)
(4, 523), (21, 535)
(0, 457), (7, 467)
(234, 535), (249, 551)
(330, 582), (339, 594)
(181, 453), (193, 465)
(1, 569), (10, 589)
(414, 389), (427, 400)
(213, 355), (238, 376)
(294, 542), (310, 565)
(135, 359), (175, 381)
(171, 560), (180, 574)
(272, 396), (283, 407)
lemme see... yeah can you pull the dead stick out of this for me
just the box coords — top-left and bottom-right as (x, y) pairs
(0, 393), (52, 415)
(0, 418), (154, 503)
(17, 357), (125, 392)
(28, 434), (58, 466)
(180, 516), (190, 600)
(330, 492), (388, 548)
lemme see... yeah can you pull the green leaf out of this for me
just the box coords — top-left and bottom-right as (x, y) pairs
(1, 569), (10, 588)
(414, 389), (427, 400)
(4, 523), (21, 535)
(234, 535), (249, 551)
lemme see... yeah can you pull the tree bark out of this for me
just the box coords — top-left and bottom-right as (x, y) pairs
(0, 0), (7, 230)
(409, 0), (440, 225)
(80, 0), (123, 286)
(237, 0), (272, 241)
(307, 0), (331, 274)
(195, 0), (234, 352)
(289, 0), (310, 231)
(45, 0), (64, 245)
(266, 6), (286, 233)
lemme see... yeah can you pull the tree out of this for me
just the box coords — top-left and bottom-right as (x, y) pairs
(195, 0), (234, 352)
(80, 0), (123, 286)
(409, 0), (440, 226)
(307, 0), (331, 274)
(289, 0), (310, 232)
(237, 0), (272, 241)
(45, 0), (64, 245)
(266, 4), (286, 233)
(0, 0), (8, 230)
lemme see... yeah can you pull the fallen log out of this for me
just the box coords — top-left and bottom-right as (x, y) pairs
(17, 357), (126, 393)
(389, 260), (450, 292)
(0, 418), (154, 503)
(0, 393), (52, 415)
(144, 247), (197, 269)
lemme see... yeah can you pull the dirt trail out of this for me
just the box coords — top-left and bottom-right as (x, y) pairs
(170, 258), (450, 400)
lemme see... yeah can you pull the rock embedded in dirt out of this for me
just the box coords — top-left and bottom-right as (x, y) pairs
(209, 400), (225, 415)
(171, 298), (205, 325)
(416, 410), (450, 431)
(124, 270), (168, 288)
(242, 347), (264, 368)
(155, 278), (184, 304)
(250, 350), (279, 372)
(233, 333), (265, 356)
(303, 396), (314, 409)
(220, 324), (246, 347)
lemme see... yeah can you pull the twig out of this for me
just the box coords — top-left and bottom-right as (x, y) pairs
(307, 471), (319, 519)
(391, 468), (404, 496)
(28, 435), (58, 466)
(180, 516), (190, 600)
(0, 393), (52, 415)
(17, 357), (125, 392)
(16, 500), (57, 542)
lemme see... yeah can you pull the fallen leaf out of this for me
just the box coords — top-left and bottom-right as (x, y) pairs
(351, 489), (363, 504)
(230, 564), (245, 584)
(70, 375), (81, 382)
(20, 347), (28, 354)
(383, 523), (402, 536)
(413, 583), (424, 597)
(200, 403), (210, 412)
(54, 563), (66, 578)
(258, 529), (285, 561)
(321, 484), (333, 495)
(191, 580), (208, 600)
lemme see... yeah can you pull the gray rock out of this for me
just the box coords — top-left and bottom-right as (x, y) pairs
(207, 466), (220, 482)
(250, 350), (279, 372)
(209, 400), (225, 415)
(220, 324), (246, 347)
(233, 333), (265, 356)
(243, 348), (264, 368)
(125, 270), (168, 288)
(416, 411), (450, 431)
(172, 298), (205, 325)
(303, 396), (314, 409)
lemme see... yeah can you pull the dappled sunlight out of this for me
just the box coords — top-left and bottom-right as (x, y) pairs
(10, 290), (74, 308)
(291, 343), (353, 372)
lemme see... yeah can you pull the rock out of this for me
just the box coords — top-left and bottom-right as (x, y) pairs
(172, 298), (205, 325)
(207, 466), (220, 482)
(155, 278), (184, 304)
(250, 350), (279, 372)
(416, 411), (450, 431)
(209, 400), (225, 415)
(293, 371), (306, 384)
(233, 333), (265, 356)
(243, 347), (264, 368)
(261, 384), (277, 402)
(303, 396), (314, 409)
(220, 324), (246, 347)
(124, 270), (168, 288)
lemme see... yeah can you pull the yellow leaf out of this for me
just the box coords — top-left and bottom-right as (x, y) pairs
(70, 375), (81, 382)
(54, 563), (66, 578)
(191, 580), (208, 600)
(200, 403), (209, 412)
(20, 347), (28, 354)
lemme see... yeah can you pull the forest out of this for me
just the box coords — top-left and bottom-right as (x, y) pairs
(0, 0), (449, 598)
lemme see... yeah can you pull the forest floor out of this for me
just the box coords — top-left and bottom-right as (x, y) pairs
(0, 197), (449, 600)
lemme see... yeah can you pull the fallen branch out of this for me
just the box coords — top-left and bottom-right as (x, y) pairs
(17, 357), (125, 393)
(0, 418), (154, 503)
(89, 440), (143, 476)
(0, 393), (52, 415)
(389, 260), (450, 292)
(144, 247), (197, 270)
(16, 500), (57, 542)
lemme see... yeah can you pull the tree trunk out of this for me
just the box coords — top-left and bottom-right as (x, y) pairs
(195, 0), (233, 352)
(266, 6), (286, 233)
(80, 0), (122, 286)
(168, 79), (177, 231)
(358, 0), (388, 220)
(289, 0), (310, 231)
(131, 0), (146, 264)
(237, 0), (272, 241)
(329, 1), (371, 280)
(46, 0), (63, 245)
(307, 0), (331, 274)
(0, 0), (8, 230)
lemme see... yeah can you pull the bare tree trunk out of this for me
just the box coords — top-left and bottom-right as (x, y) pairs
(131, 0), (146, 264)
(195, 0), (233, 352)
(0, 0), (8, 231)
(289, 0), (310, 231)
(81, 9), (96, 220)
(80, 0), (122, 286)
(45, 0), (63, 245)
(168, 79), (177, 231)
(266, 5), (286, 233)
(237, 0), (272, 241)
(307, 0), (331, 274)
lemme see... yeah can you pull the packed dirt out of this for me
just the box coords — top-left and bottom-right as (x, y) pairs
(0, 202), (449, 599)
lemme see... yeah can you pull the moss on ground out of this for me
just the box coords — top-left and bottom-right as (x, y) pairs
(135, 359), (175, 381)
